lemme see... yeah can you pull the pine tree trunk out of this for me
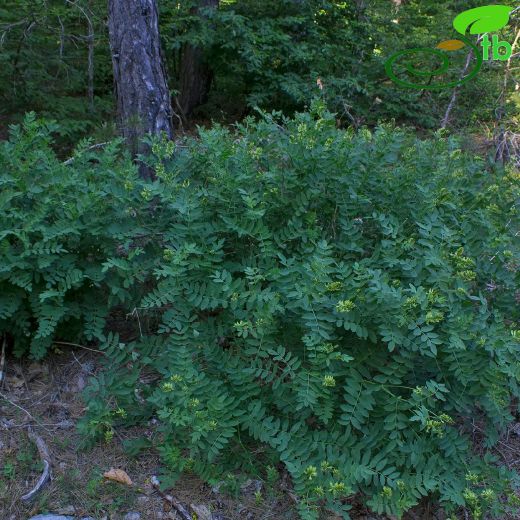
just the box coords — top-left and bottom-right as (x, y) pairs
(108, 0), (173, 179)
(178, 0), (218, 118)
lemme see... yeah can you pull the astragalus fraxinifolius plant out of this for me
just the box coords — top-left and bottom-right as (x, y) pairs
(79, 102), (519, 519)
(0, 113), (156, 358)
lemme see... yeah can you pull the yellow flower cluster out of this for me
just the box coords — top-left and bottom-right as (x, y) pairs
(335, 299), (356, 313)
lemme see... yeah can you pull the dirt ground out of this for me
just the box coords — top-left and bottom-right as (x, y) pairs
(1, 346), (520, 520)
(0, 347), (374, 520)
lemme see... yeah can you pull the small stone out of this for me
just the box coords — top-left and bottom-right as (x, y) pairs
(1, 418), (15, 429)
(123, 513), (141, 520)
(81, 361), (95, 373)
(211, 481), (224, 494)
(190, 504), (212, 520)
(27, 515), (74, 520)
(75, 374), (86, 392)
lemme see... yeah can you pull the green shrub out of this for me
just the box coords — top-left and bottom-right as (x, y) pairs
(0, 113), (152, 358)
(78, 102), (520, 518)
(4, 108), (519, 517)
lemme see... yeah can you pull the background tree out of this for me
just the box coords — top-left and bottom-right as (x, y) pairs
(108, 0), (173, 178)
(177, 0), (219, 119)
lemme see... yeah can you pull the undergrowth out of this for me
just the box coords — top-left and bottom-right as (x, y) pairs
(2, 104), (519, 519)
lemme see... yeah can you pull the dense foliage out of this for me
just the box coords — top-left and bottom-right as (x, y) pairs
(1, 1), (518, 518)
(162, 0), (514, 129)
(0, 113), (143, 357)
(6, 104), (504, 518)
(1, 0), (517, 136)
(0, 0), (112, 142)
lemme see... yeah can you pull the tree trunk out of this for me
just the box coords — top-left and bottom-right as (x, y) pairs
(178, 0), (218, 118)
(108, 0), (173, 179)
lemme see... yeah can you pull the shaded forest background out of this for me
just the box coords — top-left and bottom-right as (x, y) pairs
(0, 0), (518, 147)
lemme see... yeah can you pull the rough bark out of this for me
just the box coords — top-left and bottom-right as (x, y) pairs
(108, 0), (173, 179)
(178, 0), (218, 118)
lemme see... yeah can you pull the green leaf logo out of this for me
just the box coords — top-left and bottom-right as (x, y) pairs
(453, 5), (512, 35)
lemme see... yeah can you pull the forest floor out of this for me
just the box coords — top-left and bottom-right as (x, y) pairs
(1, 346), (520, 520)
(0, 347), (301, 520)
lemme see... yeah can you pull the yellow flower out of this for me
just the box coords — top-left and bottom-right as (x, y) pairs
(381, 486), (392, 498)
(328, 481), (347, 496)
(458, 270), (476, 282)
(335, 299), (356, 313)
(425, 310), (444, 324)
(322, 375), (336, 387)
(114, 407), (127, 418)
(325, 281), (343, 292)
(140, 188), (152, 201)
(304, 466), (317, 480)
(162, 382), (174, 392)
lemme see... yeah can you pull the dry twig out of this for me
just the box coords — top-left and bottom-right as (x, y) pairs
(151, 475), (192, 520)
(0, 391), (53, 433)
(20, 426), (52, 501)
(62, 141), (110, 165)
(52, 340), (106, 355)
(0, 391), (36, 422)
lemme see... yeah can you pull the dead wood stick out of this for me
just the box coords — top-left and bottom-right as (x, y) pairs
(62, 141), (110, 166)
(52, 340), (106, 355)
(20, 426), (52, 501)
(0, 392), (52, 431)
(0, 391), (38, 423)
(441, 35), (483, 129)
(151, 475), (192, 520)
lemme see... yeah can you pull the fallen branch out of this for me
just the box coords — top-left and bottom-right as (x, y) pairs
(63, 141), (110, 166)
(151, 475), (192, 520)
(0, 391), (37, 423)
(20, 426), (52, 502)
(52, 340), (106, 355)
